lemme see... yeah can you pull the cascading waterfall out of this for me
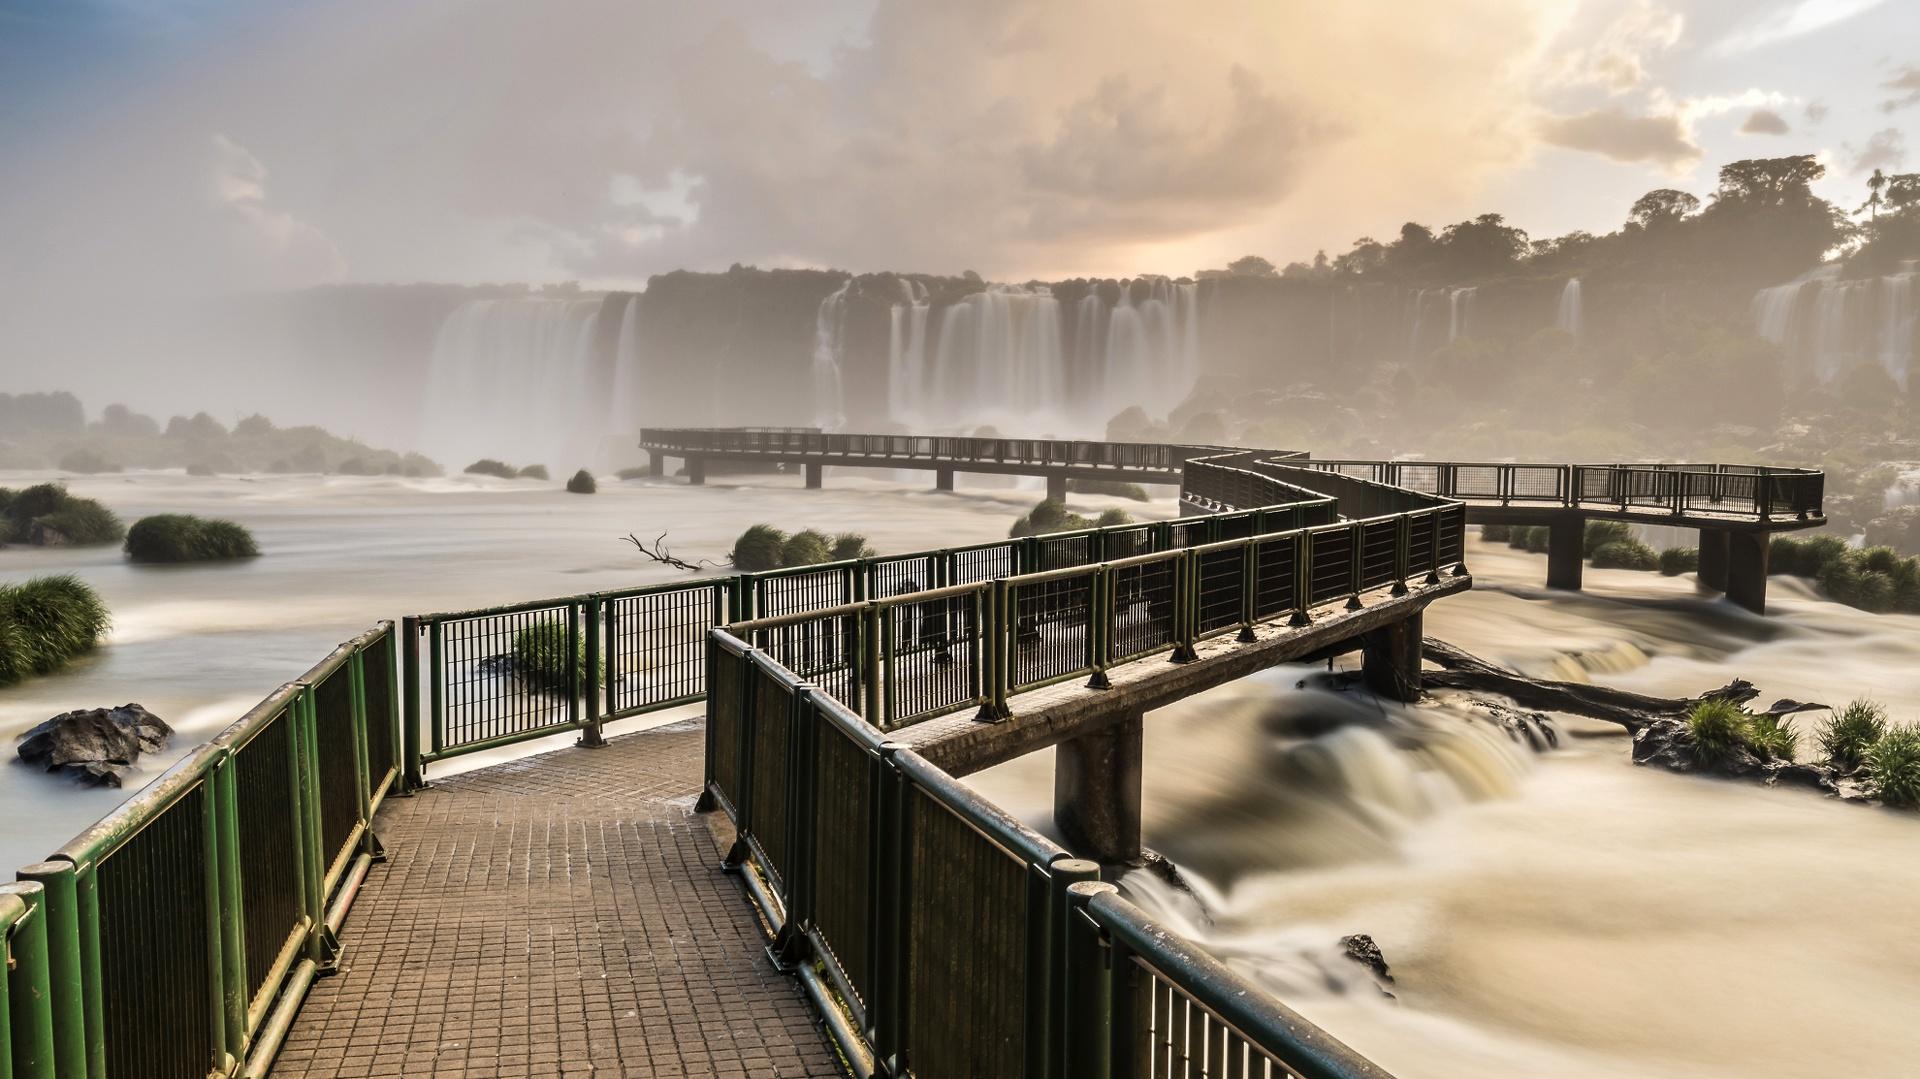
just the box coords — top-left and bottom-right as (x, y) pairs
(887, 279), (930, 420)
(918, 284), (1068, 426)
(1557, 277), (1584, 340)
(1100, 278), (1200, 424)
(608, 295), (645, 438)
(812, 278), (851, 430)
(1448, 286), (1476, 342)
(419, 297), (612, 471)
(1408, 286), (1477, 358)
(1752, 262), (1918, 388)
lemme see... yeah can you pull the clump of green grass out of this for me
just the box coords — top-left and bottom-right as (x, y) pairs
(566, 469), (596, 494)
(1818, 700), (1888, 771)
(464, 459), (517, 479)
(781, 529), (832, 567)
(1479, 524), (1512, 542)
(731, 524), (787, 571)
(517, 464), (549, 480)
(1591, 538), (1659, 570)
(1746, 713), (1798, 762)
(1583, 520), (1635, 557)
(0, 575), (110, 685)
(124, 514), (258, 563)
(0, 483), (124, 546)
(1096, 507), (1134, 527)
(1658, 547), (1699, 576)
(1685, 699), (1750, 765)
(510, 619), (599, 693)
(831, 532), (875, 561)
(1865, 725), (1920, 809)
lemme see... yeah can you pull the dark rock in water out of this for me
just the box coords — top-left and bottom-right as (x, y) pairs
(1632, 718), (1871, 803)
(15, 704), (172, 787)
(1340, 933), (1394, 984)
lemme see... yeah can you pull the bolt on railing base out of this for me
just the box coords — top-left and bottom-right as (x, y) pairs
(1086, 670), (1112, 690)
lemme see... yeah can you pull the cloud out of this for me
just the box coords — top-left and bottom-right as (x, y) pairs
(1738, 108), (1791, 135)
(208, 134), (347, 290)
(1881, 66), (1920, 112)
(1547, 0), (1684, 93)
(1538, 106), (1701, 169)
(1804, 101), (1830, 124)
(1713, 0), (1887, 55)
(1845, 127), (1908, 174)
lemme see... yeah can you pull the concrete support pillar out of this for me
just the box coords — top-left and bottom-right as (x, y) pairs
(1361, 611), (1423, 703)
(1697, 527), (1729, 592)
(685, 457), (706, 486)
(1546, 515), (1585, 591)
(804, 462), (823, 489)
(1054, 711), (1143, 867)
(1727, 530), (1770, 615)
(1047, 474), (1069, 503)
(935, 467), (955, 492)
(647, 453), (664, 478)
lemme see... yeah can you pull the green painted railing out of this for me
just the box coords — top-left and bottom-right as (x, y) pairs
(7, 625), (398, 1079)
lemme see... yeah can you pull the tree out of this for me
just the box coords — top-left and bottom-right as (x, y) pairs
(1226, 255), (1277, 276)
(1711, 155), (1825, 208)
(1628, 189), (1700, 229)
(1860, 169), (1888, 220)
(1437, 214), (1529, 277)
(1333, 236), (1387, 276)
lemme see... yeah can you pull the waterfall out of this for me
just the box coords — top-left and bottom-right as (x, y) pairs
(812, 279), (851, 430)
(887, 279), (930, 420)
(1557, 277), (1584, 340)
(608, 295), (644, 439)
(924, 284), (1067, 427)
(419, 297), (613, 472)
(1100, 277), (1200, 424)
(1448, 286), (1476, 342)
(1752, 264), (1919, 388)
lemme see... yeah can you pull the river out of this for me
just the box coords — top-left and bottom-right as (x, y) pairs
(3, 471), (1913, 1077)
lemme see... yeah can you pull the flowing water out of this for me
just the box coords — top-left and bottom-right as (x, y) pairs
(5, 476), (1914, 1076)
(1557, 277), (1583, 340)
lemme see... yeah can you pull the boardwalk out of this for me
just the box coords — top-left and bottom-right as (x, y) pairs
(271, 719), (839, 1078)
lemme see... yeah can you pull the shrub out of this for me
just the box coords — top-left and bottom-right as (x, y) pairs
(1819, 700), (1888, 771)
(464, 459), (517, 479)
(1011, 498), (1096, 538)
(1068, 478), (1150, 502)
(831, 532), (875, 561)
(0, 484), (124, 546)
(334, 457), (381, 476)
(1523, 526), (1551, 554)
(1658, 547), (1699, 576)
(1096, 508), (1134, 527)
(1480, 524), (1512, 542)
(510, 620), (598, 693)
(731, 525), (787, 571)
(1771, 535), (1849, 579)
(185, 462), (218, 477)
(1591, 539), (1658, 570)
(1865, 725), (1920, 809)
(1746, 713), (1798, 761)
(782, 529), (833, 567)
(1685, 699), (1749, 765)
(566, 469), (597, 494)
(0, 575), (110, 686)
(517, 464), (549, 480)
(1583, 520), (1635, 557)
(124, 514), (259, 563)
(58, 448), (121, 474)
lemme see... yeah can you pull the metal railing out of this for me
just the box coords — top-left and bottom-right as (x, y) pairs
(1303, 460), (1824, 520)
(706, 628), (1396, 1079)
(7, 624), (398, 1079)
(639, 427), (1282, 475)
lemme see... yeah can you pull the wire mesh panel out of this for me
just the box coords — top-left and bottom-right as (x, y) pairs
(1165, 519), (1208, 549)
(310, 666), (363, 885)
(1438, 506), (1466, 567)
(1451, 465), (1503, 500)
(1574, 465), (1615, 504)
(1212, 511), (1257, 541)
(1121, 958), (1307, 1079)
(1309, 528), (1356, 605)
(230, 710), (306, 1010)
(1252, 535), (1299, 620)
(1007, 571), (1095, 691)
(96, 786), (216, 1079)
(869, 553), (940, 600)
(1394, 463), (1442, 496)
(1508, 465), (1565, 502)
(904, 787), (1033, 1079)
(1109, 555), (1180, 663)
(605, 584), (723, 718)
(746, 611), (864, 712)
(361, 630), (397, 801)
(754, 565), (856, 619)
(1036, 532), (1098, 572)
(1620, 468), (1676, 508)
(1102, 525), (1157, 561)
(809, 718), (875, 1010)
(1360, 520), (1399, 590)
(707, 639), (747, 814)
(880, 589), (984, 728)
(434, 602), (579, 754)
(1194, 546), (1246, 638)
(746, 663), (793, 890)
(951, 542), (1018, 585)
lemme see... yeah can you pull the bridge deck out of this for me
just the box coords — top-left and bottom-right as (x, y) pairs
(270, 720), (838, 1078)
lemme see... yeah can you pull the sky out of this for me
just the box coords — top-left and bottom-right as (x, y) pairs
(1, 0), (1917, 304)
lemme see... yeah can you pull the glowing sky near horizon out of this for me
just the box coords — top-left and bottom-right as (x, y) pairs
(0, 0), (1915, 298)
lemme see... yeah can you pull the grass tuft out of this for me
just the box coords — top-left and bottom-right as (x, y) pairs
(0, 575), (110, 685)
(1658, 546), (1699, 576)
(566, 469), (597, 494)
(781, 529), (832, 567)
(731, 524), (786, 571)
(1685, 699), (1749, 765)
(1865, 725), (1920, 809)
(1591, 538), (1658, 570)
(1819, 699), (1889, 771)
(510, 620), (599, 693)
(124, 514), (259, 563)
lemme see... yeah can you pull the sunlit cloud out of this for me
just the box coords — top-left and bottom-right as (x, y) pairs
(1711, 0), (1887, 56)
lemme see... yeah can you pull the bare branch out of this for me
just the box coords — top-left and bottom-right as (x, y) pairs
(624, 531), (722, 573)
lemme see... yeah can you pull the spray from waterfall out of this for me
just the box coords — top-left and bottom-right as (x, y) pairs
(1752, 263), (1918, 388)
(812, 278), (851, 430)
(419, 297), (612, 471)
(1557, 278), (1583, 340)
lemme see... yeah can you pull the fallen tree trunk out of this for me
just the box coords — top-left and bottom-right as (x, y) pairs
(1420, 637), (1760, 732)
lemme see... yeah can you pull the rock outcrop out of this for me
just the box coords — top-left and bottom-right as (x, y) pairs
(15, 704), (173, 786)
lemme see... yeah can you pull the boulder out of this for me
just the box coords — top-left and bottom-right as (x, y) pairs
(15, 704), (172, 786)
(1340, 934), (1395, 984)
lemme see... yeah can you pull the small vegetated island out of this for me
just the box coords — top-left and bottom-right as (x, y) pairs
(0, 483), (123, 547)
(124, 514), (259, 563)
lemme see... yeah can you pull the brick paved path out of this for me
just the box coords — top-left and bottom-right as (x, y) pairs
(272, 719), (841, 1078)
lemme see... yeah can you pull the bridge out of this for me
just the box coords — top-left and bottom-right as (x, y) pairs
(0, 429), (1822, 1079)
(641, 427), (1825, 615)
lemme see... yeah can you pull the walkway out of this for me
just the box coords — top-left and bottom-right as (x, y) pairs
(271, 719), (840, 1078)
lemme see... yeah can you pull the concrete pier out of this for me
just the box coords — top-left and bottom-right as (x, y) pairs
(1546, 516), (1584, 592)
(1053, 711), (1144, 867)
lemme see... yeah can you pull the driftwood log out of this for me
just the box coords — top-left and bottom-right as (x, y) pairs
(1420, 637), (1762, 733)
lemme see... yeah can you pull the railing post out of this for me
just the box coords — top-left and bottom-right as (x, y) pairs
(401, 615), (424, 792)
(1, 881), (55, 1079)
(347, 653), (376, 857)
(579, 597), (607, 748)
(1291, 530), (1313, 627)
(1393, 514), (1411, 596)
(773, 684), (818, 966)
(199, 756), (231, 1072)
(1237, 541), (1258, 642)
(1045, 858), (1101, 1079)
(11, 864), (82, 1079)
(862, 604), (883, 727)
(213, 754), (246, 1068)
(869, 742), (912, 1074)
(1088, 567), (1112, 689)
(1426, 509), (1444, 584)
(427, 618), (446, 761)
(1171, 552), (1197, 662)
(1758, 467), (1773, 521)
(1346, 523), (1364, 610)
(1062, 881), (1118, 1079)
